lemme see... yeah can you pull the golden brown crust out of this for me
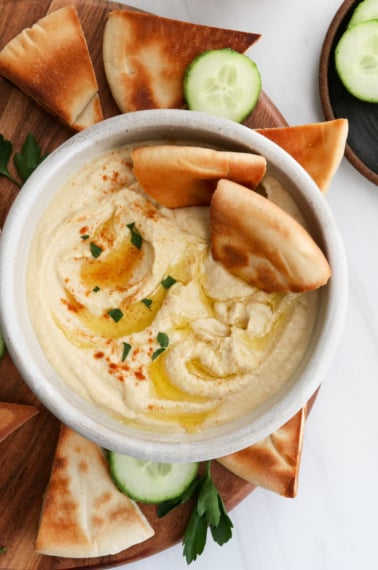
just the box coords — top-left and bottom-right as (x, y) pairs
(217, 406), (307, 497)
(131, 145), (266, 208)
(35, 425), (154, 558)
(103, 9), (260, 113)
(0, 402), (39, 443)
(0, 5), (103, 130)
(210, 179), (331, 292)
(256, 119), (348, 191)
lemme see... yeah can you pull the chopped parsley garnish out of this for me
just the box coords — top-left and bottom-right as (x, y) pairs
(152, 347), (166, 361)
(0, 546), (6, 555)
(126, 222), (143, 249)
(92, 286), (100, 293)
(81, 234), (90, 241)
(90, 242), (103, 259)
(152, 331), (169, 361)
(121, 342), (132, 361)
(141, 298), (153, 309)
(157, 332), (169, 347)
(107, 308), (124, 323)
(161, 275), (177, 289)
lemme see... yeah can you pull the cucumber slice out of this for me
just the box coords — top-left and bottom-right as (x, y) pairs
(108, 451), (199, 503)
(184, 48), (262, 122)
(349, 0), (378, 26)
(335, 19), (378, 103)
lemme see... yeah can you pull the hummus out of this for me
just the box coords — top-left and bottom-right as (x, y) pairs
(27, 144), (318, 433)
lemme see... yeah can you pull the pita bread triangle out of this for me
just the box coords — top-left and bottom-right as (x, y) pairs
(35, 425), (154, 558)
(103, 8), (260, 113)
(256, 119), (348, 191)
(0, 5), (103, 131)
(217, 406), (307, 497)
(131, 145), (267, 208)
(0, 402), (39, 443)
(210, 178), (331, 292)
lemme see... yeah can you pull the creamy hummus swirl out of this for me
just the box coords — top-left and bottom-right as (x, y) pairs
(27, 145), (318, 433)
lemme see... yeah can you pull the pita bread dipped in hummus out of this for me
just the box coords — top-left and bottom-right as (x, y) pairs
(27, 141), (327, 434)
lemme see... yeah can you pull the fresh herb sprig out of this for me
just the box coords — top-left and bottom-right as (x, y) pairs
(157, 460), (233, 564)
(14, 133), (48, 182)
(0, 133), (47, 186)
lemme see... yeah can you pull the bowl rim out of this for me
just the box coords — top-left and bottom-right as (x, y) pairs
(0, 109), (348, 462)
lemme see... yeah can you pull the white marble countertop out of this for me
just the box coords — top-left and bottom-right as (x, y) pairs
(112, 1), (378, 569)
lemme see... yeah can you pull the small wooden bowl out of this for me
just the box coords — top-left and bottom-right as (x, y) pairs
(319, 0), (378, 186)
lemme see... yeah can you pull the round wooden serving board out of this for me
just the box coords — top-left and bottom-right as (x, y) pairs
(0, 1), (288, 568)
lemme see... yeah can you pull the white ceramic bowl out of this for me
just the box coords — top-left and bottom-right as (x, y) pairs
(0, 110), (348, 462)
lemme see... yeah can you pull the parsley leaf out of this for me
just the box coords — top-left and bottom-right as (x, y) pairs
(197, 472), (221, 527)
(157, 461), (233, 564)
(141, 298), (152, 309)
(13, 133), (48, 182)
(121, 342), (132, 361)
(0, 134), (20, 186)
(0, 546), (6, 555)
(157, 331), (169, 348)
(161, 275), (177, 289)
(151, 347), (166, 361)
(90, 242), (103, 259)
(210, 495), (233, 545)
(126, 222), (143, 249)
(107, 308), (124, 323)
(183, 509), (208, 563)
(152, 332), (170, 361)
(0, 133), (47, 187)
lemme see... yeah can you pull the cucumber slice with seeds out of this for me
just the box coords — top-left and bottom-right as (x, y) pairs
(184, 48), (262, 122)
(108, 451), (199, 503)
(335, 19), (378, 102)
(349, 0), (378, 26)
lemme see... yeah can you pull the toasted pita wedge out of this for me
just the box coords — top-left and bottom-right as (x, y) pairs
(0, 402), (38, 443)
(131, 145), (267, 208)
(210, 179), (331, 292)
(35, 425), (154, 558)
(103, 9), (260, 113)
(217, 406), (307, 498)
(256, 119), (348, 192)
(0, 5), (103, 131)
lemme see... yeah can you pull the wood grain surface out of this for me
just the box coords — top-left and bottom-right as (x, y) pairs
(0, 1), (288, 568)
